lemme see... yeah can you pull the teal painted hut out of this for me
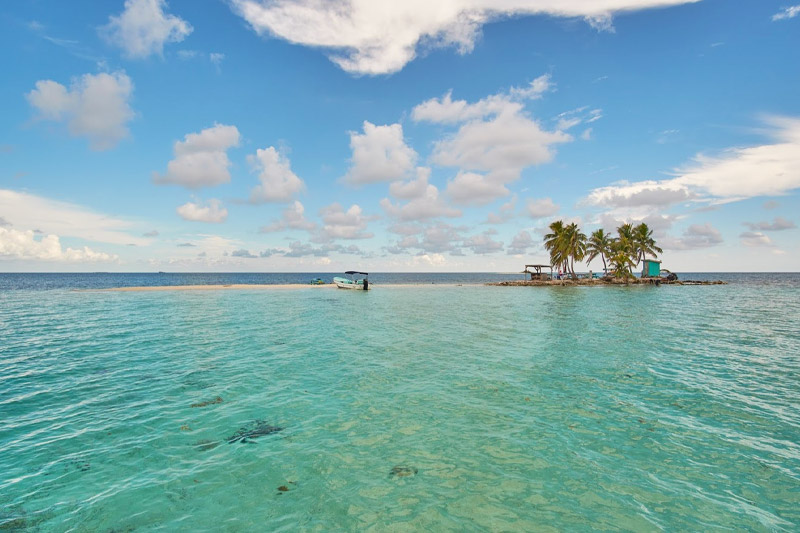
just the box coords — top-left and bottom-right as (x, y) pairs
(641, 259), (661, 278)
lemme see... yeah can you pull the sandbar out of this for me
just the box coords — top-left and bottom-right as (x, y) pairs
(101, 283), (338, 292)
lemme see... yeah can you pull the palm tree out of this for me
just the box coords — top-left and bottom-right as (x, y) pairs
(632, 223), (663, 266)
(609, 239), (636, 279)
(544, 220), (568, 274)
(563, 222), (587, 279)
(586, 228), (612, 275)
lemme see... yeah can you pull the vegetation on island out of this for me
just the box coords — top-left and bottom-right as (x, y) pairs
(544, 221), (662, 279)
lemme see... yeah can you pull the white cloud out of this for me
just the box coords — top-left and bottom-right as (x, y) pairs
(210, 52), (225, 70)
(584, 116), (800, 207)
(343, 121), (417, 185)
(446, 171), (510, 206)
(389, 167), (431, 200)
(526, 197), (559, 218)
(744, 217), (796, 232)
(100, 0), (192, 58)
(413, 75), (551, 124)
(319, 203), (374, 239)
(248, 146), (305, 203)
(381, 184), (461, 221)
(232, 248), (258, 258)
(27, 72), (134, 150)
(418, 85), (570, 197)
(772, 5), (800, 20)
(662, 223), (723, 250)
(411, 253), (446, 267)
(176, 198), (228, 223)
(0, 227), (117, 262)
(672, 117), (800, 199)
(586, 180), (694, 208)
(230, 0), (698, 75)
(0, 189), (146, 245)
(740, 231), (772, 247)
(411, 77), (574, 206)
(485, 195), (517, 224)
(153, 124), (240, 188)
(259, 200), (316, 232)
(507, 230), (535, 255)
(464, 231), (503, 254)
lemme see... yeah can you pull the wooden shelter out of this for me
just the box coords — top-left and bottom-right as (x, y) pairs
(524, 264), (552, 281)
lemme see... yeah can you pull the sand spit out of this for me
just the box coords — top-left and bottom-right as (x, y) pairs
(100, 284), (338, 292)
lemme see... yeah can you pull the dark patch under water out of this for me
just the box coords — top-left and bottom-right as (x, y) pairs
(226, 420), (283, 444)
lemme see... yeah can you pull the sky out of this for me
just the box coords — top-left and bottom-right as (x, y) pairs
(0, 0), (798, 272)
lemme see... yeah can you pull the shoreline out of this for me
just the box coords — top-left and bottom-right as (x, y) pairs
(93, 278), (727, 292)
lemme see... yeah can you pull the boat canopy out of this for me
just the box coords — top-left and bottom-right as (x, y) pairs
(345, 271), (368, 275)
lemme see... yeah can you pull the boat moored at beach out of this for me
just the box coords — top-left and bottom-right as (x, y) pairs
(334, 271), (369, 290)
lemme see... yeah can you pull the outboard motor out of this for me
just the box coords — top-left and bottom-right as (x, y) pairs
(363, 278), (369, 290)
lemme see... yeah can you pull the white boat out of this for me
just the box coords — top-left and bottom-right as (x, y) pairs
(333, 271), (369, 290)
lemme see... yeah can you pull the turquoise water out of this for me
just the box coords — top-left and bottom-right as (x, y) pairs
(2, 278), (799, 531)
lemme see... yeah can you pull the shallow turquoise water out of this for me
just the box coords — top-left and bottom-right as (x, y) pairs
(2, 281), (799, 531)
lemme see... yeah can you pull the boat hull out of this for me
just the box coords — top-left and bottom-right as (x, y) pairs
(333, 277), (368, 290)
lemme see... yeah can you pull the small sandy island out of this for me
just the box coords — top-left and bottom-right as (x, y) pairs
(488, 278), (726, 286)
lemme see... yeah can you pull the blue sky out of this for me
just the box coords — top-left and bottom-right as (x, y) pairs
(1, 0), (798, 272)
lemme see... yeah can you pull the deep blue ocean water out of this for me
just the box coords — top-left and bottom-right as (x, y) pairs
(1, 273), (799, 531)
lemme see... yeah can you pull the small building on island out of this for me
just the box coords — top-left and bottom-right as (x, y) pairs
(641, 259), (661, 278)
(524, 264), (552, 281)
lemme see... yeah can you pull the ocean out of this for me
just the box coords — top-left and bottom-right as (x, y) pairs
(1, 273), (799, 531)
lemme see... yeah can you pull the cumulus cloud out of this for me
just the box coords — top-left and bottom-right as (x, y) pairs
(385, 222), (466, 255)
(389, 167), (431, 200)
(463, 231), (503, 254)
(143, 230), (159, 237)
(319, 203), (374, 239)
(259, 200), (316, 232)
(0, 227), (117, 262)
(485, 195), (517, 224)
(507, 230), (535, 255)
(413, 79), (571, 205)
(739, 231), (772, 247)
(176, 198), (228, 223)
(100, 0), (192, 58)
(230, 0), (698, 75)
(772, 5), (800, 20)
(381, 183), (461, 221)
(248, 146), (305, 203)
(343, 121), (417, 185)
(427, 101), (569, 178)
(231, 248), (258, 258)
(744, 217), (796, 232)
(446, 171), (510, 206)
(153, 124), (240, 188)
(413, 75), (552, 124)
(27, 72), (134, 150)
(282, 241), (362, 257)
(662, 223), (723, 250)
(527, 197), (559, 218)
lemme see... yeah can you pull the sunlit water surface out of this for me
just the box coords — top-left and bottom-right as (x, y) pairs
(1, 274), (799, 531)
